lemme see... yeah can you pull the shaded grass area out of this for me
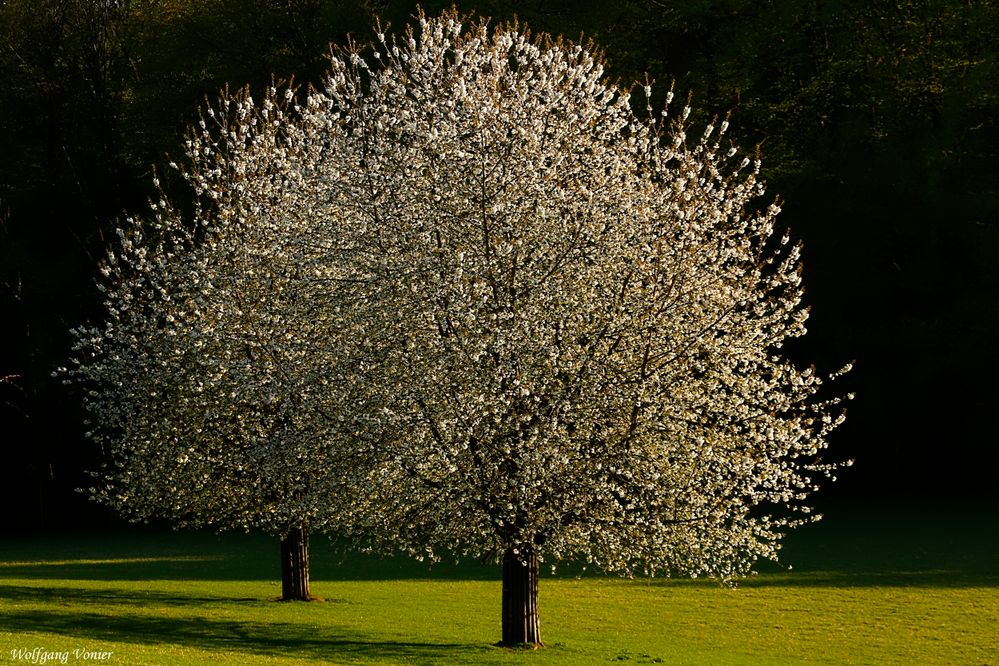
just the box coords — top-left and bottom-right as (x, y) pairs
(0, 504), (997, 665)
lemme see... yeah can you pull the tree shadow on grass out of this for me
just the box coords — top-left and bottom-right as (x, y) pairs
(738, 567), (999, 588)
(0, 532), (498, 582)
(0, 607), (489, 664)
(621, 566), (999, 591)
(0, 583), (269, 607)
(0, 557), (238, 582)
(734, 505), (999, 589)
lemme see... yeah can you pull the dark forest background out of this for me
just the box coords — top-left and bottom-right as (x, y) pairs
(2, 0), (997, 532)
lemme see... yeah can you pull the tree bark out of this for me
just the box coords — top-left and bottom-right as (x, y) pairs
(280, 526), (311, 601)
(500, 547), (542, 647)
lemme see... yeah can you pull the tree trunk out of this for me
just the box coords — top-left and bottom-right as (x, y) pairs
(280, 526), (311, 601)
(500, 547), (542, 647)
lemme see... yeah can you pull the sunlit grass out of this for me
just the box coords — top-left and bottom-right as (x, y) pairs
(1, 505), (997, 665)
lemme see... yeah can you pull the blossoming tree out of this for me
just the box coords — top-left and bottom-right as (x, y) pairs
(319, 13), (851, 646)
(66, 9), (849, 644)
(63, 84), (366, 601)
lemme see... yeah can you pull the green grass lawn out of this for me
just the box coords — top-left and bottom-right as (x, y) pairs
(1, 505), (997, 665)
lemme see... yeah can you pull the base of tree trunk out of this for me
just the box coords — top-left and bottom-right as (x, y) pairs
(280, 527), (312, 601)
(500, 548), (542, 647)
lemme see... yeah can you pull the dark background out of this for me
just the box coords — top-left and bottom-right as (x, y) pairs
(2, 0), (997, 532)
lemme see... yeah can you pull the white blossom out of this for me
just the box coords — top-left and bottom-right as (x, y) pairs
(64, 10), (849, 587)
(312, 11), (849, 580)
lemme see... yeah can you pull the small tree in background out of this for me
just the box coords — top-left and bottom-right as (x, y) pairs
(322, 12), (851, 646)
(62, 84), (367, 601)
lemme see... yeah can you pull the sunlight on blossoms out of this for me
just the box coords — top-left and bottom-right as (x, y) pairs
(63, 10), (852, 601)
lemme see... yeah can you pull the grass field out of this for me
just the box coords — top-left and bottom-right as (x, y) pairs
(1, 504), (997, 665)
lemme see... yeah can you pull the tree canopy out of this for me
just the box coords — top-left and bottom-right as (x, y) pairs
(2, 0), (996, 533)
(65, 10), (852, 644)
